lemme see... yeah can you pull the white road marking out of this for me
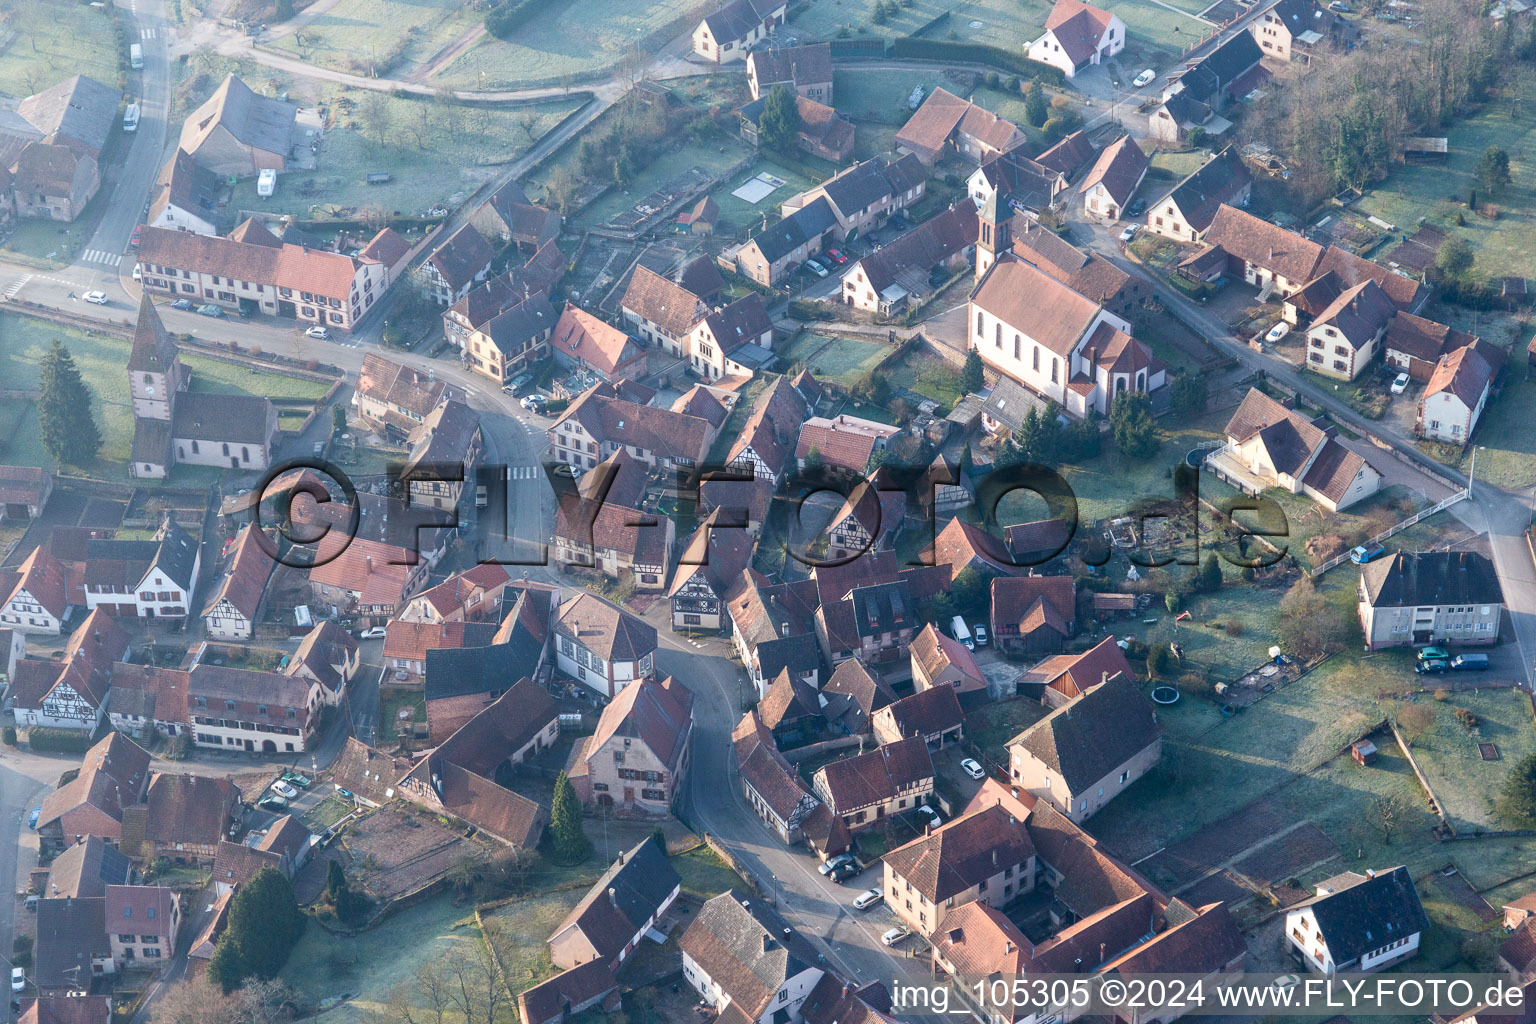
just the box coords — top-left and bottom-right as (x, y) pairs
(4, 274), (32, 299)
(140, 27), (156, 38)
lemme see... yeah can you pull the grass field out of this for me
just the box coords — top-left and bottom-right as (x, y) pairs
(479, 891), (580, 995)
(887, 348), (964, 411)
(566, 137), (756, 233)
(790, 0), (1200, 56)
(779, 331), (891, 387)
(1356, 99), (1536, 281)
(707, 158), (823, 237)
(0, 0), (123, 100)
(0, 314), (327, 481)
(229, 90), (585, 222)
(280, 894), (487, 1024)
(672, 845), (747, 898)
(437, 0), (703, 90)
(270, 0), (482, 80)
(1408, 688), (1536, 833)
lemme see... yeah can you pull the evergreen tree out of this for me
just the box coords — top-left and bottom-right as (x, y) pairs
(1500, 753), (1536, 826)
(1023, 81), (1048, 127)
(1436, 236), (1475, 281)
(38, 340), (101, 466)
(208, 867), (304, 992)
(1170, 372), (1207, 416)
(961, 349), (984, 394)
(549, 771), (591, 864)
(325, 860), (346, 904)
(758, 85), (803, 155)
(331, 404), (346, 433)
(1200, 552), (1223, 593)
(1109, 393), (1158, 459)
(1476, 145), (1512, 192)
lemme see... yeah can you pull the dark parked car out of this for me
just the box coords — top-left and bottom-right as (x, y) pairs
(1415, 658), (1449, 675)
(170, 298), (194, 310)
(1127, 198), (1147, 216)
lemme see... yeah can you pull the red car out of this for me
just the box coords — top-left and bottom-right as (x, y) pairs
(129, 225), (142, 248)
(824, 248), (848, 265)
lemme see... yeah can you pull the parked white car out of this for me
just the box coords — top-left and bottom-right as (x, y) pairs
(961, 758), (986, 780)
(359, 626), (387, 640)
(1133, 68), (1156, 87)
(1118, 225), (1137, 242)
(917, 804), (942, 829)
(83, 290), (109, 305)
(881, 927), (911, 947)
(853, 889), (883, 910)
(11, 968), (23, 992)
(1391, 372), (1411, 394)
(269, 780), (299, 800)
(1265, 321), (1290, 343)
(305, 326), (329, 340)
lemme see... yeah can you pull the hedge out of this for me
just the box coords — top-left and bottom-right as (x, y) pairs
(889, 38), (1067, 86)
(28, 728), (92, 754)
(485, 0), (556, 39)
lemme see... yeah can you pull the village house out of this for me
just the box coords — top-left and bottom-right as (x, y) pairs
(119, 772), (241, 866)
(746, 43), (833, 102)
(308, 536), (430, 621)
(972, 195), (1166, 419)
(35, 734), (151, 853)
(201, 525), (273, 641)
(1418, 343), (1497, 443)
(1079, 135), (1147, 221)
(34, 899), (115, 990)
(402, 399), (483, 512)
(81, 519), (201, 621)
(553, 592), (657, 699)
(795, 414), (900, 474)
(1302, 279), (1398, 381)
(883, 804), (1037, 938)
(1250, 0), (1355, 63)
(465, 291), (557, 385)
(104, 885), (179, 967)
(184, 663), (324, 753)
(397, 680), (556, 848)
(620, 263), (712, 355)
(681, 892), (823, 1020)
(148, 149), (220, 236)
(420, 224), (495, 307)
(12, 610), (127, 733)
(1004, 218), (1146, 318)
(518, 962), (620, 1024)
(424, 621), (547, 742)
(441, 240), (562, 348)
(549, 382), (716, 476)
(732, 198), (838, 286)
(1157, 30), (1264, 122)
(8, 75), (120, 222)
(398, 563), (518, 624)
(1145, 145), (1253, 243)
(138, 218), (404, 332)
(38, 836), (130, 900)
(1008, 675), (1163, 821)
(725, 571), (822, 698)
(1285, 868), (1427, 973)
(814, 579), (921, 671)
(1019, 634), (1137, 705)
(684, 294), (776, 380)
(1027, 0), (1126, 77)
(669, 508), (755, 632)
(288, 621), (360, 706)
(354, 353), (467, 441)
(1358, 550), (1503, 650)
(567, 675), (693, 813)
(909, 623), (985, 698)
(872, 685), (965, 749)
(967, 147), (1070, 217)
(896, 88), (1027, 166)
(1209, 388), (1381, 512)
(811, 735), (935, 831)
(740, 94), (855, 163)
(759, 667), (824, 748)
(469, 181), (562, 251)
(692, 0), (788, 62)
(781, 155), (927, 241)
(550, 304), (648, 379)
(841, 203), (977, 313)
(1, 546), (69, 634)
(178, 75), (296, 176)
(823, 660), (898, 736)
(548, 836), (681, 970)
(725, 375), (806, 487)
(732, 712), (850, 860)
(383, 620), (499, 684)
(990, 575), (1077, 656)
(553, 450), (672, 589)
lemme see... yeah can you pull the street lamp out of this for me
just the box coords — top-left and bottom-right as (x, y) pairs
(1469, 445), (1484, 499)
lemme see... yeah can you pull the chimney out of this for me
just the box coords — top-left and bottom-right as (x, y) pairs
(762, 934), (773, 953)
(991, 850), (998, 867)
(608, 887), (617, 907)
(1100, 942), (1106, 963)
(1366, 868), (1376, 878)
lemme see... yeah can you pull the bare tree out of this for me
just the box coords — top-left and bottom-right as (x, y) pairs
(431, 87), (461, 137)
(515, 110), (541, 147)
(359, 204), (390, 233)
(545, 166), (576, 216)
(1372, 793), (1406, 845)
(358, 90), (393, 145)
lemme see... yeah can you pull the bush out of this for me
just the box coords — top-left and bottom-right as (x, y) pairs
(1226, 620), (1244, 638)
(888, 38), (1066, 84)
(28, 729), (90, 754)
(485, 0), (555, 39)
(1004, 76), (1020, 92)
(2, 726), (14, 746)
(1455, 708), (1479, 731)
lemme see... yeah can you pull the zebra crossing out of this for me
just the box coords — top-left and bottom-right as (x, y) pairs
(140, 27), (157, 39)
(507, 466), (542, 481)
(3, 274), (32, 299)
(81, 249), (122, 267)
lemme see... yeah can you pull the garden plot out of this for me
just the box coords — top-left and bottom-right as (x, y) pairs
(0, 0), (121, 100)
(1405, 689), (1536, 833)
(269, 0), (482, 80)
(779, 332), (891, 388)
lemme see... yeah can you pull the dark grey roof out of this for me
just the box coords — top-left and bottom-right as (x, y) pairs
(680, 890), (819, 1015)
(1359, 550), (1504, 609)
(847, 581), (914, 639)
(481, 291), (555, 356)
(18, 76), (120, 155)
(172, 392), (274, 446)
(1158, 145), (1252, 233)
(1176, 32), (1262, 104)
(151, 520), (199, 591)
(754, 632), (821, 681)
(1296, 867), (1428, 966)
(44, 837), (131, 899)
(749, 197), (837, 263)
(1010, 676), (1162, 792)
(552, 836), (681, 960)
(35, 896), (108, 989)
(980, 377), (1051, 432)
(424, 640), (528, 702)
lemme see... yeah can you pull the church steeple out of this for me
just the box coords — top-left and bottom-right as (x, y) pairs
(975, 189), (1009, 280)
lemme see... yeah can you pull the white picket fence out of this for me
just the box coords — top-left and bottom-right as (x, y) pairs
(1308, 487), (1471, 578)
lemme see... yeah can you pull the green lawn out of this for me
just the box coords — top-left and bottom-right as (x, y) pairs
(0, 0), (123, 100)
(563, 137), (756, 232)
(0, 219), (83, 268)
(183, 355), (333, 401)
(270, 0), (482, 80)
(672, 846), (747, 898)
(779, 332), (890, 388)
(708, 158), (823, 238)
(1427, 364), (1536, 489)
(1356, 99), (1536, 281)
(437, 0), (702, 90)
(888, 348), (964, 411)
(479, 890), (582, 995)
(280, 894), (487, 1024)
(1407, 688), (1536, 833)
(231, 91), (585, 223)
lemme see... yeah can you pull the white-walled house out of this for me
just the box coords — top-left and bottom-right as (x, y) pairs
(1285, 868), (1427, 974)
(692, 0), (788, 62)
(1418, 345), (1493, 443)
(680, 893), (823, 1022)
(0, 547), (68, 635)
(1028, 0), (1125, 77)
(552, 592), (658, 700)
